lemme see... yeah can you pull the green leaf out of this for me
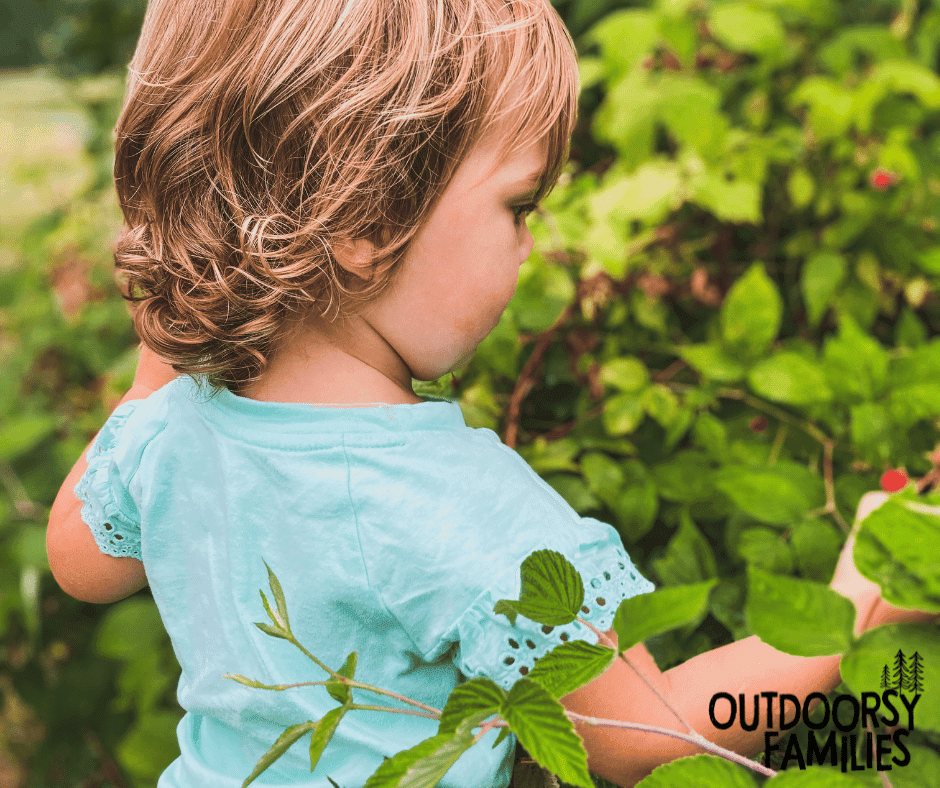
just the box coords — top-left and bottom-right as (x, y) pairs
(262, 559), (290, 632)
(309, 705), (350, 773)
(854, 497), (940, 611)
(888, 383), (940, 429)
(612, 580), (716, 653)
(500, 678), (593, 788)
(652, 513), (718, 585)
(713, 463), (824, 526)
(509, 256), (576, 333)
(95, 599), (167, 659)
(649, 451), (715, 504)
(736, 527), (794, 574)
(746, 568), (855, 657)
(242, 721), (318, 787)
(438, 677), (506, 735)
(640, 384), (680, 428)
(679, 343), (747, 383)
(821, 311), (889, 403)
(708, 3), (785, 56)
(691, 169), (762, 224)
(599, 357), (649, 392)
(720, 263), (782, 357)
(602, 392), (645, 436)
(787, 167), (815, 210)
(362, 720), (477, 788)
(0, 415), (57, 461)
(326, 651), (358, 704)
(636, 754), (756, 787)
(580, 452), (625, 507)
(841, 624), (940, 732)
(525, 640), (616, 699)
(790, 518), (843, 582)
(612, 461), (659, 542)
(801, 251), (846, 328)
(850, 402), (894, 467)
(254, 622), (292, 641)
(494, 550), (585, 627)
(747, 353), (832, 405)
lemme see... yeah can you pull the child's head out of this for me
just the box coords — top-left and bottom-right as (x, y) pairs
(113, 0), (579, 394)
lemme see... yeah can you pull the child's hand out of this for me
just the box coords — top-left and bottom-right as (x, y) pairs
(830, 490), (938, 633)
(829, 491), (886, 605)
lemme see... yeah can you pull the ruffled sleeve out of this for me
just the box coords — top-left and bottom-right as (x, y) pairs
(454, 518), (655, 692)
(74, 400), (144, 561)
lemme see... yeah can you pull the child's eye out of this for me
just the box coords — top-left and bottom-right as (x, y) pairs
(511, 202), (538, 225)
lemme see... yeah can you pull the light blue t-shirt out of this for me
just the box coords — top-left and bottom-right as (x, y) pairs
(75, 374), (654, 788)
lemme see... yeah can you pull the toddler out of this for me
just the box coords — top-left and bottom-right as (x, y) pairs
(47, 0), (933, 786)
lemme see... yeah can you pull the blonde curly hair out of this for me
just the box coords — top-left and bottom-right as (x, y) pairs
(113, 0), (580, 395)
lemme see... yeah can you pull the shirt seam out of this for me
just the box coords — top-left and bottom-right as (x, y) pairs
(342, 434), (426, 658)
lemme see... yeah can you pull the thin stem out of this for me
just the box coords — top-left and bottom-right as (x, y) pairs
(576, 618), (700, 738)
(222, 674), (442, 716)
(565, 711), (777, 779)
(349, 704), (440, 720)
(768, 423), (787, 465)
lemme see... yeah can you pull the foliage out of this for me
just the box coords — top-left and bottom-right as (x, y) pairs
(230, 525), (939, 786)
(1, 0), (940, 785)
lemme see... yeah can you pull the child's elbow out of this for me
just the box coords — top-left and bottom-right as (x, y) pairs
(46, 500), (148, 604)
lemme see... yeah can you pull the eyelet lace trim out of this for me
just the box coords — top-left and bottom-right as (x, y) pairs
(73, 404), (143, 561)
(460, 544), (654, 691)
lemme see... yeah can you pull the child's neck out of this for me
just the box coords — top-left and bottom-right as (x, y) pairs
(239, 314), (425, 407)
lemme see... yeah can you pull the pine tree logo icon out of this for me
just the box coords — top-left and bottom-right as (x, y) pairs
(907, 652), (924, 694)
(880, 650), (925, 693)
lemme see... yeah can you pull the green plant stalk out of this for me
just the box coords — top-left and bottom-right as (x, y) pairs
(228, 614), (781, 783)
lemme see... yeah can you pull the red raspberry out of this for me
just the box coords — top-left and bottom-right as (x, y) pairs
(880, 469), (908, 492)
(870, 168), (899, 190)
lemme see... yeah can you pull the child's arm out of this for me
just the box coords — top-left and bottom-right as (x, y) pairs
(46, 345), (178, 604)
(561, 492), (936, 787)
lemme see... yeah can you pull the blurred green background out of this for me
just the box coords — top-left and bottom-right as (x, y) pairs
(3, 0), (940, 786)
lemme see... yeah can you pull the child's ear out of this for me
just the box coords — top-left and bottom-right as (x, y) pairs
(333, 237), (376, 279)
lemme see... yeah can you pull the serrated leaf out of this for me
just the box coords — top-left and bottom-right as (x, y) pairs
(310, 705), (350, 772)
(326, 651), (358, 704)
(500, 678), (593, 788)
(438, 677), (506, 734)
(494, 550), (585, 627)
(525, 640), (616, 699)
(612, 580), (716, 653)
(262, 559), (290, 632)
(362, 719), (476, 788)
(242, 721), (317, 787)
(746, 567), (855, 657)
(636, 753), (756, 787)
